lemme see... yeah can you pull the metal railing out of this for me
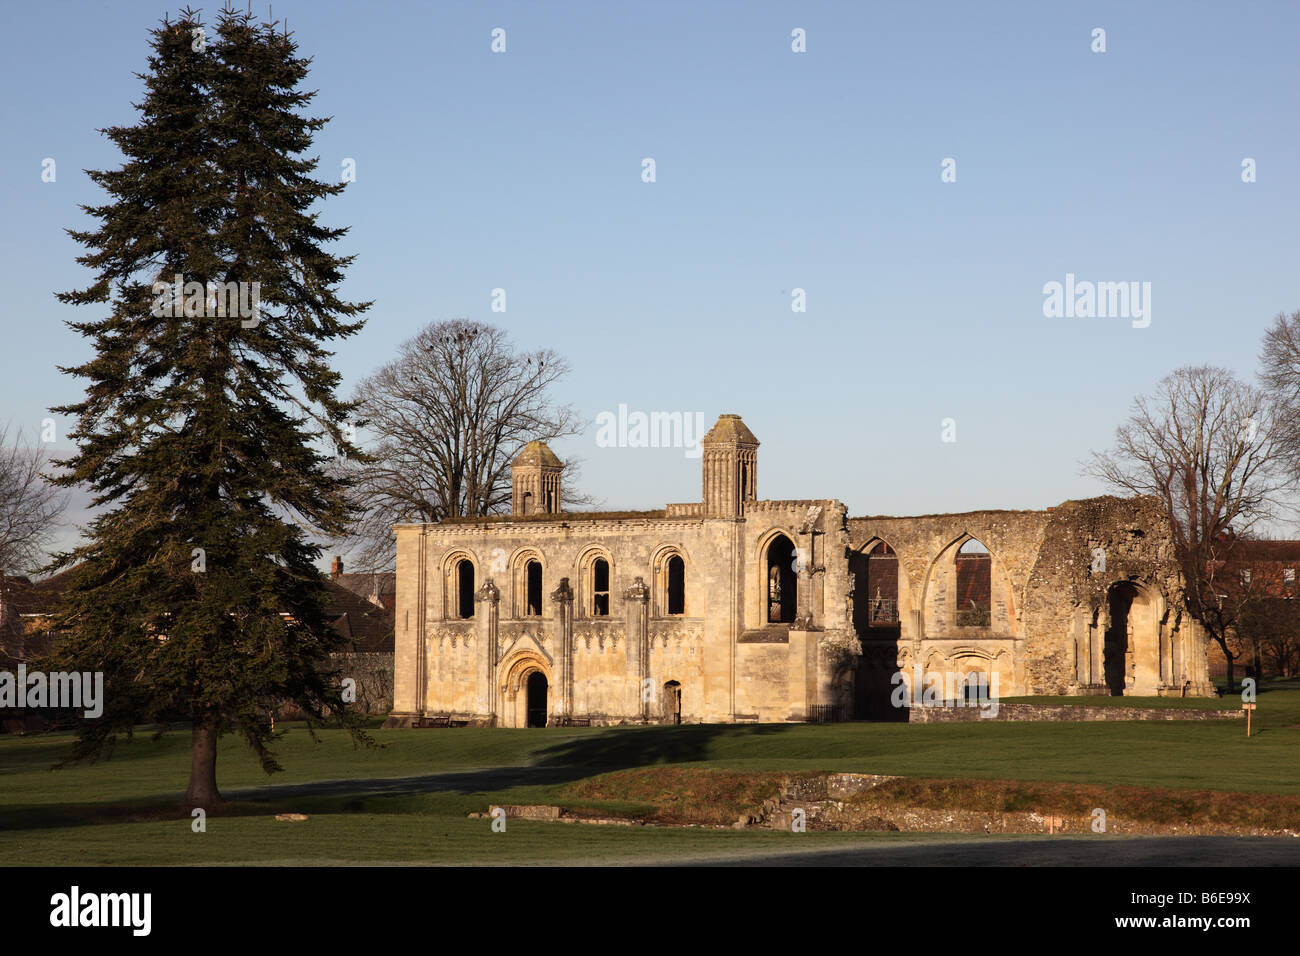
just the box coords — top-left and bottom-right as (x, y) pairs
(868, 599), (898, 625)
(806, 703), (852, 723)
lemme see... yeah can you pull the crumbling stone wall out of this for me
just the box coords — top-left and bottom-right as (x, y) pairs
(846, 496), (1214, 699)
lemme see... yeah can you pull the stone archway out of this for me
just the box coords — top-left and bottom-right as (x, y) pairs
(851, 539), (904, 720)
(500, 652), (552, 728)
(1103, 581), (1160, 695)
(1103, 583), (1133, 694)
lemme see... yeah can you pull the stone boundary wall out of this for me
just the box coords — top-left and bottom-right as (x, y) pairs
(278, 651), (393, 718)
(906, 702), (1242, 723)
(334, 651), (393, 715)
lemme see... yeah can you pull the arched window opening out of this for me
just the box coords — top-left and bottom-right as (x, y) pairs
(592, 558), (610, 616)
(526, 560), (543, 616)
(766, 534), (797, 624)
(867, 541), (898, 626)
(456, 559), (475, 619)
(666, 555), (685, 616)
(955, 538), (991, 627)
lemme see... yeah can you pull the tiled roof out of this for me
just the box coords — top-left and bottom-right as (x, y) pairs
(322, 579), (395, 652)
(2, 567), (394, 653)
(512, 440), (562, 467)
(333, 571), (396, 612)
(702, 413), (759, 445)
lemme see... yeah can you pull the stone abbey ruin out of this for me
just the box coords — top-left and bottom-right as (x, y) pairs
(389, 414), (1214, 727)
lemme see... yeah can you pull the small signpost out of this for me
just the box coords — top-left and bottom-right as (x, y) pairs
(1045, 815), (1063, 834)
(1242, 702), (1256, 737)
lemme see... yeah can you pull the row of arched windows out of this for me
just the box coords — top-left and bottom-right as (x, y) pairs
(444, 550), (687, 620)
(443, 532), (807, 625)
(852, 536), (994, 632)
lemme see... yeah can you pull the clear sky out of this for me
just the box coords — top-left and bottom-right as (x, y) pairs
(2, 0), (1298, 559)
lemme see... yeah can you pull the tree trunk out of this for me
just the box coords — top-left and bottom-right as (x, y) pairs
(1223, 656), (1235, 695)
(183, 719), (224, 811)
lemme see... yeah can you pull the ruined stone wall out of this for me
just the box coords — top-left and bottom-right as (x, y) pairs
(1020, 496), (1209, 696)
(845, 496), (1213, 699)
(391, 491), (1217, 725)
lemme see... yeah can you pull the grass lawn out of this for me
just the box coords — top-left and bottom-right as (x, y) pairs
(1, 686), (1297, 865)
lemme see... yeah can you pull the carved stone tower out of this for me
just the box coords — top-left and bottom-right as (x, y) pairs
(511, 440), (563, 516)
(701, 413), (759, 517)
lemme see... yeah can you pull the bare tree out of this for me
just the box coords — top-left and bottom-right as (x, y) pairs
(1087, 366), (1291, 693)
(1260, 309), (1300, 483)
(0, 422), (69, 575)
(0, 422), (69, 662)
(337, 320), (589, 570)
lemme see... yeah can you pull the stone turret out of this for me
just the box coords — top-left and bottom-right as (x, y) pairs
(511, 440), (563, 516)
(701, 413), (758, 517)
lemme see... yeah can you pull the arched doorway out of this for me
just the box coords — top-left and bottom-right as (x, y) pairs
(526, 671), (548, 727)
(766, 534), (797, 623)
(662, 680), (681, 724)
(1104, 582), (1138, 695)
(851, 540), (903, 720)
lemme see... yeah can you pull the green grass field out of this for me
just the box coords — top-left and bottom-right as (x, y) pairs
(2, 686), (1297, 865)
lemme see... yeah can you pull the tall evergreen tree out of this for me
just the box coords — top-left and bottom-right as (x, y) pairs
(49, 8), (370, 810)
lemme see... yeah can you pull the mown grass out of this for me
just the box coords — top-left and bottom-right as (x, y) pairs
(0, 687), (1296, 864)
(0, 813), (942, 866)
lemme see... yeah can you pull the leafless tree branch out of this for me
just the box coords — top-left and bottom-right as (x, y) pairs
(1085, 365), (1293, 690)
(0, 422), (70, 576)
(330, 320), (592, 571)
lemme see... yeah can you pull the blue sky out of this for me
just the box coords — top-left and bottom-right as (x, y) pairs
(2, 0), (1297, 557)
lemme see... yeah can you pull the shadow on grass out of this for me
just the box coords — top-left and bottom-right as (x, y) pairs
(233, 723), (801, 803)
(0, 723), (800, 832)
(530, 721), (797, 769)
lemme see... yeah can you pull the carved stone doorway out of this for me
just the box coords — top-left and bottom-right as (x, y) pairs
(662, 680), (682, 724)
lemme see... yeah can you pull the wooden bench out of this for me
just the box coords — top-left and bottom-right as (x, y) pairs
(554, 715), (592, 727)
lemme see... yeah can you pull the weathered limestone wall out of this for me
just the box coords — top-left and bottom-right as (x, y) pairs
(390, 500), (859, 726)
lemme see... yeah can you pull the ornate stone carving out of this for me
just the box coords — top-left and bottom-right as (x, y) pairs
(623, 575), (649, 602)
